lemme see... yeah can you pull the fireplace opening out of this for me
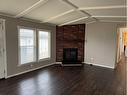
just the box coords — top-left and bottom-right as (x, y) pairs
(63, 48), (78, 62)
(62, 48), (83, 65)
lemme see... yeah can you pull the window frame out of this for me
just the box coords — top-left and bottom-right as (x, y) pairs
(18, 26), (37, 66)
(37, 29), (51, 62)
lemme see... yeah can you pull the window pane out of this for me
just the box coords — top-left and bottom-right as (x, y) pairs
(19, 28), (35, 64)
(20, 46), (34, 64)
(39, 31), (50, 60)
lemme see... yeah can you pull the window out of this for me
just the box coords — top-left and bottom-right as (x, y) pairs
(18, 27), (51, 65)
(19, 28), (36, 64)
(38, 30), (50, 60)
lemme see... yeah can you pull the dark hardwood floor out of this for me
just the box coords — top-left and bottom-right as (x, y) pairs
(0, 58), (126, 95)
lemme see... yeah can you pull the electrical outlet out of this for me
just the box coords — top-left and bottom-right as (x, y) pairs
(90, 58), (94, 63)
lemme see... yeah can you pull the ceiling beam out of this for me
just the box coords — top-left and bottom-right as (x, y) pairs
(15, 0), (49, 18)
(92, 16), (127, 18)
(59, 17), (89, 26)
(79, 5), (127, 10)
(43, 9), (75, 22)
(42, 0), (104, 23)
(42, 4), (126, 23)
(59, 0), (91, 17)
(43, 0), (91, 23)
(58, 0), (98, 25)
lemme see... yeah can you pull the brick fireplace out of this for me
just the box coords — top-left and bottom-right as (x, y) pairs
(56, 24), (85, 62)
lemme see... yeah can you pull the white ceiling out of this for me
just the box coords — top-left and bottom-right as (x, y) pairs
(0, 0), (126, 25)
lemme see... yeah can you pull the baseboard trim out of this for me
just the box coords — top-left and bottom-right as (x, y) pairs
(55, 62), (62, 64)
(55, 62), (83, 66)
(6, 63), (55, 79)
(83, 62), (114, 69)
(61, 64), (83, 66)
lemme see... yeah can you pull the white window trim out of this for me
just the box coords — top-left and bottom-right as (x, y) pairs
(0, 19), (8, 78)
(17, 26), (52, 66)
(18, 26), (37, 66)
(37, 29), (51, 62)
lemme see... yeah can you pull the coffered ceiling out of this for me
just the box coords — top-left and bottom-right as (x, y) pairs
(0, 0), (126, 25)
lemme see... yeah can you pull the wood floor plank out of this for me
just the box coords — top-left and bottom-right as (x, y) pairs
(0, 58), (126, 95)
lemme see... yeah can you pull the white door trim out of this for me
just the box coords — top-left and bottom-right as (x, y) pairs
(0, 18), (7, 79)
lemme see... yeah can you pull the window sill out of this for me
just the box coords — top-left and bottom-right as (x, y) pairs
(18, 61), (36, 67)
(38, 57), (51, 62)
(18, 58), (51, 67)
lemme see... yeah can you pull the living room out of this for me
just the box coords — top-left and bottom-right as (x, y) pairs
(0, 0), (126, 95)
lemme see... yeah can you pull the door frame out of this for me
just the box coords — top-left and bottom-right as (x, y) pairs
(0, 18), (7, 79)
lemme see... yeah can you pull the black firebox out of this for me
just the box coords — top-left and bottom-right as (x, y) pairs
(63, 48), (78, 61)
(62, 48), (81, 64)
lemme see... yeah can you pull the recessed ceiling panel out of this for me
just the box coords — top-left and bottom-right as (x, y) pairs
(0, 0), (39, 16)
(68, 0), (126, 7)
(86, 8), (126, 16)
(49, 11), (86, 25)
(24, 0), (73, 21)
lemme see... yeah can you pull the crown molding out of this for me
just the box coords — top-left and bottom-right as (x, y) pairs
(100, 20), (126, 23)
(92, 16), (127, 18)
(79, 5), (127, 10)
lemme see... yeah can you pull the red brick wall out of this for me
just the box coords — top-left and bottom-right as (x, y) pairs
(56, 24), (85, 62)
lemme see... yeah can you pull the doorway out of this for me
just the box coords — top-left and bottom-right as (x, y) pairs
(123, 29), (127, 56)
(0, 19), (7, 79)
(116, 27), (127, 64)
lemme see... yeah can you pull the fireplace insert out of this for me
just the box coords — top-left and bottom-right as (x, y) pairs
(63, 48), (78, 61)
(62, 48), (81, 64)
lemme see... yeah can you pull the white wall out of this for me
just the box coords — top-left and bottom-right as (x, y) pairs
(85, 22), (118, 68)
